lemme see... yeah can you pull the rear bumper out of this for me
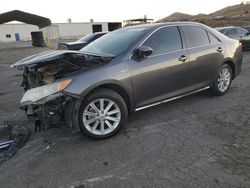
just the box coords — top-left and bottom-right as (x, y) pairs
(234, 49), (243, 79)
(234, 62), (242, 78)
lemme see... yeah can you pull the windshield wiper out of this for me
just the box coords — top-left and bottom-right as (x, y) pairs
(82, 52), (115, 62)
(82, 51), (115, 58)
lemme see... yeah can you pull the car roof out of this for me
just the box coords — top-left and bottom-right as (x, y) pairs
(120, 22), (230, 42)
(121, 22), (208, 31)
(215, 26), (249, 33)
(215, 26), (242, 30)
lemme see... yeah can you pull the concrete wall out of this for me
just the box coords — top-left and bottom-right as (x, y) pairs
(55, 22), (109, 39)
(0, 24), (39, 42)
(0, 22), (110, 42)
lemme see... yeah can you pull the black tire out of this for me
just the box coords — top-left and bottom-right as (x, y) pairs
(78, 88), (128, 139)
(211, 64), (233, 96)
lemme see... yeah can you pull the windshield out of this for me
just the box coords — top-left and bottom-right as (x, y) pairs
(80, 28), (147, 56)
(215, 28), (227, 34)
(77, 34), (94, 43)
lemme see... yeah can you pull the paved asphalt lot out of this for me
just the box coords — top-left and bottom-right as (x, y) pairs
(0, 43), (249, 188)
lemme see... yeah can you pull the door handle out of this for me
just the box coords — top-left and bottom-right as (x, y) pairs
(217, 47), (223, 53)
(179, 55), (188, 62)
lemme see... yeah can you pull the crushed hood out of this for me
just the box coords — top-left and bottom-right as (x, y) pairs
(11, 50), (114, 68)
(11, 50), (83, 68)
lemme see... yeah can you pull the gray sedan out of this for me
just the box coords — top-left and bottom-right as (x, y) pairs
(12, 22), (242, 139)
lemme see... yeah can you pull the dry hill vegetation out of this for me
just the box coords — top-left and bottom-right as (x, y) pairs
(158, 3), (250, 27)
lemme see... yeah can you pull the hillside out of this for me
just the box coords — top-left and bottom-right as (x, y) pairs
(158, 12), (193, 22)
(211, 4), (250, 17)
(158, 4), (250, 27)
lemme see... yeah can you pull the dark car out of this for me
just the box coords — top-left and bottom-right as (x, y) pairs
(242, 26), (250, 32)
(58, 32), (107, 50)
(12, 22), (242, 139)
(215, 26), (250, 50)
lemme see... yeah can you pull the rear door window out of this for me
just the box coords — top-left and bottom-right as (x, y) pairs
(182, 25), (210, 48)
(142, 26), (182, 55)
(208, 32), (220, 44)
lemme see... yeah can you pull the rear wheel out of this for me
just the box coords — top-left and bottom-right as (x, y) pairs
(211, 64), (232, 96)
(78, 88), (128, 139)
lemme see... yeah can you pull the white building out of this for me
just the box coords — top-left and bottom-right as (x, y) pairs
(0, 22), (121, 42)
(0, 24), (38, 42)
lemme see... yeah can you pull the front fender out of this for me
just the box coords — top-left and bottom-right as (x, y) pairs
(63, 62), (134, 109)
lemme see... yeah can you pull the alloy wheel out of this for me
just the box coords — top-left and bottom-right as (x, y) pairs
(217, 67), (231, 92)
(82, 98), (121, 135)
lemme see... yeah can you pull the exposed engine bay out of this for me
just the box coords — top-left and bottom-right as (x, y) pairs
(20, 52), (107, 90)
(11, 51), (112, 131)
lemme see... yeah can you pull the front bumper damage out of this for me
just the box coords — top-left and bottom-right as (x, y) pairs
(11, 50), (111, 132)
(18, 77), (81, 131)
(21, 92), (82, 131)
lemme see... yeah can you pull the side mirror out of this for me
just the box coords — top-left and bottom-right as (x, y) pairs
(133, 46), (153, 60)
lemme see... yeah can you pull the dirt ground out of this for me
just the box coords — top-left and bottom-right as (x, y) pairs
(0, 43), (250, 188)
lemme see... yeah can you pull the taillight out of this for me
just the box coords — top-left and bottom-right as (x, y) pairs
(239, 42), (243, 49)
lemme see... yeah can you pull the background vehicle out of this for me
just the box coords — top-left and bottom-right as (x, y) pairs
(58, 32), (107, 50)
(215, 26), (250, 50)
(12, 22), (242, 139)
(242, 26), (250, 32)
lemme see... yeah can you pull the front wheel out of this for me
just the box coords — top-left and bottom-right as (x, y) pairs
(211, 64), (232, 96)
(78, 88), (128, 139)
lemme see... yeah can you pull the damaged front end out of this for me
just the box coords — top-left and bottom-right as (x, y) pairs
(11, 50), (111, 131)
(20, 79), (73, 130)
